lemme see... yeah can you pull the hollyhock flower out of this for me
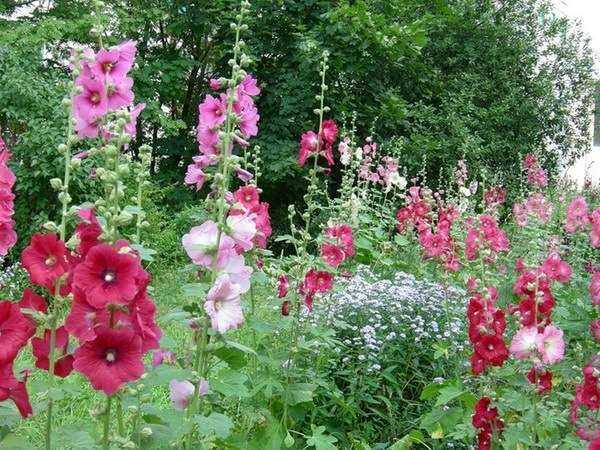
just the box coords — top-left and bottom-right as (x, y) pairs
(209, 79), (221, 90)
(236, 101), (259, 138)
(0, 221), (17, 257)
(535, 325), (565, 364)
(152, 349), (175, 367)
(591, 272), (600, 306)
(281, 300), (290, 316)
(303, 269), (334, 294)
(527, 368), (553, 394)
(0, 365), (32, 418)
(298, 131), (319, 167)
(21, 233), (69, 291)
(321, 119), (338, 145)
(31, 326), (74, 378)
(321, 243), (345, 267)
(169, 378), (209, 410)
(18, 288), (47, 316)
(509, 326), (539, 360)
(0, 301), (35, 363)
(197, 126), (220, 158)
(226, 214), (257, 251)
(474, 334), (509, 366)
(590, 319), (600, 342)
(205, 275), (244, 333)
(73, 111), (101, 139)
(73, 326), (144, 395)
(541, 253), (572, 283)
(198, 95), (226, 129)
(277, 275), (289, 298)
(123, 103), (146, 138)
(233, 185), (260, 209)
(564, 196), (589, 233)
(0, 142), (16, 188)
(216, 253), (252, 293)
(65, 289), (107, 342)
(248, 202), (272, 248)
(236, 168), (253, 183)
(73, 244), (139, 308)
(128, 290), (161, 353)
(184, 162), (206, 191)
(91, 40), (136, 82)
(325, 224), (355, 257)
(73, 76), (108, 120)
(182, 221), (236, 269)
(75, 208), (103, 257)
(238, 74), (260, 97)
(106, 76), (134, 110)
(0, 188), (14, 222)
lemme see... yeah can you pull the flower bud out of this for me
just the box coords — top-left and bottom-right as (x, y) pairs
(140, 427), (152, 437)
(50, 178), (63, 191)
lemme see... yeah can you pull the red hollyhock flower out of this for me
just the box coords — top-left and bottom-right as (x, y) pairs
(65, 288), (108, 342)
(0, 364), (32, 418)
(526, 368), (553, 394)
(0, 301), (35, 364)
(474, 334), (508, 366)
(73, 326), (144, 395)
(75, 208), (103, 257)
(277, 275), (289, 298)
(18, 288), (47, 326)
(590, 439), (600, 450)
(73, 244), (139, 308)
(321, 243), (345, 267)
(128, 290), (161, 353)
(21, 233), (69, 292)
(303, 269), (333, 294)
(233, 185), (260, 209)
(31, 326), (74, 378)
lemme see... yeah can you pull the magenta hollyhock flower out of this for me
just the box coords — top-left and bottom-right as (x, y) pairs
(0, 221), (17, 257)
(591, 272), (600, 306)
(541, 253), (572, 283)
(238, 74), (260, 97)
(509, 326), (539, 360)
(74, 76), (108, 120)
(0, 188), (14, 222)
(0, 301), (35, 364)
(21, 233), (69, 292)
(18, 288), (47, 325)
(564, 196), (589, 233)
(0, 142), (16, 189)
(169, 378), (209, 410)
(31, 326), (74, 378)
(123, 103), (146, 138)
(106, 76), (134, 110)
(91, 40), (136, 82)
(321, 243), (345, 267)
(73, 326), (144, 396)
(127, 289), (161, 353)
(73, 111), (102, 139)
(182, 220), (236, 268)
(321, 119), (338, 145)
(0, 364), (32, 418)
(277, 275), (289, 298)
(209, 79), (221, 90)
(152, 349), (175, 367)
(233, 185), (260, 209)
(65, 288), (107, 342)
(536, 325), (565, 364)
(298, 131), (318, 167)
(74, 208), (103, 257)
(204, 275), (244, 333)
(184, 163), (206, 191)
(197, 125), (220, 158)
(72, 244), (140, 308)
(226, 214), (256, 251)
(198, 95), (227, 129)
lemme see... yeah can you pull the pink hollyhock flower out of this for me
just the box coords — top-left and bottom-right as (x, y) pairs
(0, 221), (17, 257)
(321, 243), (345, 267)
(73, 111), (102, 139)
(235, 101), (259, 138)
(31, 326), (74, 378)
(73, 244), (140, 308)
(182, 220), (236, 268)
(590, 319), (600, 343)
(226, 214), (257, 251)
(512, 202), (528, 227)
(184, 163), (206, 190)
(238, 74), (260, 97)
(527, 168), (547, 188)
(209, 79), (221, 90)
(73, 326), (144, 395)
(0, 364), (32, 418)
(590, 272), (600, 306)
(216, 253), (252, 293)
(198, 95), (226, 129)
(541, 253), (572, 283)
(509, 326), (539, 360)
(325, 224), (355, 257)
(564, 196), (589, 233)
(91, 40), (136, 82)
(197, 125), (220, 158)
(169, 378), (209, 410)
(0, 142), (16, 189)
(73, 76), (108, 120)
(233, 185), (260, 209)
(0, 301), (35, 364)
(18, 288), (47, 325)
(106, 76), (134, 110)
(152, 349), (175, 367)
(277, 275), (289, 298)
(298, 131), (319, 167)
(21, 233), (69, 292)
(123, 103), (146, 138)
(535, 325), (565, 364)
(204, 275), (244, 333)
(321, 119), (338, 145)
(248, 202), (272, 248)
(236, 168), (253, 183)
(0, 188), (14, 222)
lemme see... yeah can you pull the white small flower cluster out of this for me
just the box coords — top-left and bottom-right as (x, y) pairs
(0, 257), (27, 299)
(314, 266), (466, 373)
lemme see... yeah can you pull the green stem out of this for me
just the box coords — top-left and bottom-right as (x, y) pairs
(103, 396), (112, 450)
(117, 397), (124, 437)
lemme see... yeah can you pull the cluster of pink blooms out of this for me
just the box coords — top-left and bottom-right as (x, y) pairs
(18, 209), (161, 396)
(395, 186), (430, 233)
(298, 119), (338, 167)
(185, 75), (260, 190)
(570, 356), (600, 446)
(418, 204), (461, 272)
(523, 153), (548, 189)
(357, 139), (380, 182)
(508, 254), (569, 394)
(563, 196), (600, 248)
(483, 186), (506, 210)
(465, 215), (510, 261)
(320, 224), (355, 268)
(0, 137), (17, 256)
(513, 193), (553, 227)
(72, 41), (145, 139)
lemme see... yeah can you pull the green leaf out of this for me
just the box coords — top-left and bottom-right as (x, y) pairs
(306, 425), (338, 450)
(210, 369), (249, 398)
(182, 283), (209, 297)
(286, 382), (316, 405)
(194, 412), (233, 439)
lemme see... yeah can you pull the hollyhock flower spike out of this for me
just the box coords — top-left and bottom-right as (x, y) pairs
(204, 275), (244, 334)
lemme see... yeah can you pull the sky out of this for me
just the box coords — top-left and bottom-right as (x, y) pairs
(554, 0), (600, 184)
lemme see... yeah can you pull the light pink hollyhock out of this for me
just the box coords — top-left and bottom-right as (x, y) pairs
(184, 163), (205, 191)
(198, 95), (226, 129)
(123, 103), (146, 139)
(564, 196), (589, 233)
(237, 74), (260, 97)
(217, 253), (252, 293)
(321, 243), (345, 267)
(235, 168), (253, 183)
(237, 101), (259, 138)
(74, 77), (108, 120)
(513, 202), (528, 227)
(209, 79), (222, 90)
(536, 325), (565, 364)
(204, 275), (244, 333)
(541, 253), (572, 283)
(509, 327), (539, 360)
(226, 214), (257, 251)
(169, 378), (209, 411)
(182, 221), (236, 268)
